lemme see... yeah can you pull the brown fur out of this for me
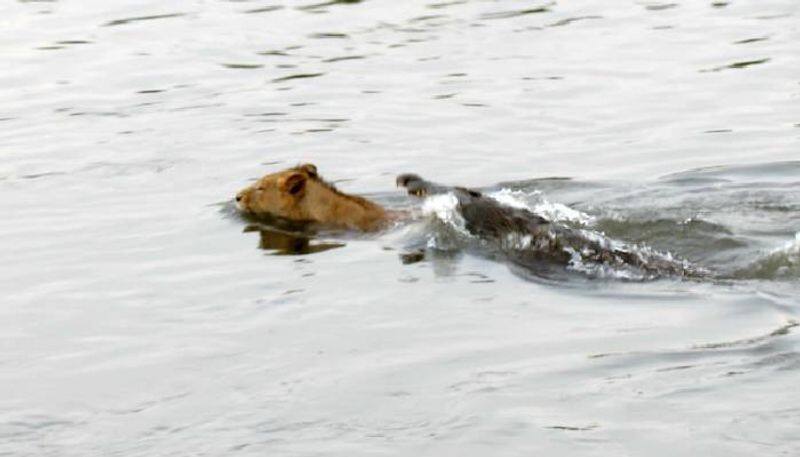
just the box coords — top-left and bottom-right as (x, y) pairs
(236, 164), (392, 231)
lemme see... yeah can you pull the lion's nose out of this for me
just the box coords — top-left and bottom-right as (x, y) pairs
(235, 195), (242, 202)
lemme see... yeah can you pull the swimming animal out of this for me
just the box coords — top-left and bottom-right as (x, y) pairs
(236, 164), (700, 278)
(236, 163), (393, 231)
(396, 173), (701, 279)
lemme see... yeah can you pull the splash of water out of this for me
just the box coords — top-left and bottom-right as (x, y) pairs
(488, 189), (595, 225)
(418, 188), (689, 280)
(421, 193), (469, 235)
(772, 232), (800, 258)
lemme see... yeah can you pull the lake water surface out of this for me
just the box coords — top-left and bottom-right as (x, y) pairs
(2, 0), (799, 455)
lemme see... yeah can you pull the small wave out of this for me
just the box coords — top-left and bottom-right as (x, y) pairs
(660, 161), (800, 185)
(738, 232), (800, 280)
(593, 216), (746, 264)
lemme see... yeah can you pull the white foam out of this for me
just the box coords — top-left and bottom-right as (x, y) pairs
(421, 193), (470, 236)
(767, 232), (800, 273)
(774, 232), (800, 255)
(486, 189), (531, 210)
(488, 189), (595, 225)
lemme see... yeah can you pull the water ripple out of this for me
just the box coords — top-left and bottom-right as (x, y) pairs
(701, 58), (771, 73)
(103, 13), (186, 27)
(480, 5), (551, 20)
(271, 72), (325, 83)
(243, 5), (284, 14)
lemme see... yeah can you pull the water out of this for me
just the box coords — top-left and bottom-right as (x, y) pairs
(1, 0), (799, 455)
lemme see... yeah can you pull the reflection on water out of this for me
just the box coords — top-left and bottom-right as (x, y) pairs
(244, 224), (345, 255)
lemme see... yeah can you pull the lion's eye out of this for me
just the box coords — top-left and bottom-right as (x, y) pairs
(256, 187), (264, 191)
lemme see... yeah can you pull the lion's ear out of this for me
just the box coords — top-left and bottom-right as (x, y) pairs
(298, 163), (318, 178)
(279, 172), (307, 196)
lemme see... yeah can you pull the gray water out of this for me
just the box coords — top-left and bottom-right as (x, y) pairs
(2, 0), (800, 455)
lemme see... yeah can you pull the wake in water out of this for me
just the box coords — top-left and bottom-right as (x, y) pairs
(396, 163), (800, 282)
(399, 175), (704, 281)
